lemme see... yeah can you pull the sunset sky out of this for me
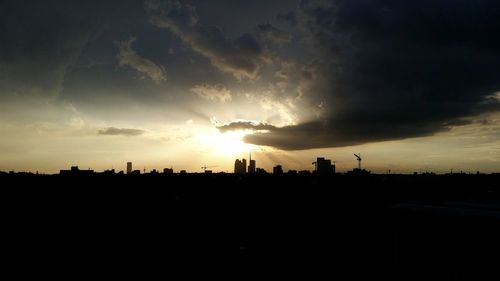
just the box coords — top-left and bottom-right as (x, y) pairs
(1, 0), (500, 174)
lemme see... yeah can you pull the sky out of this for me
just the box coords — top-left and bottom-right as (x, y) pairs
(1, 0), (500, 174)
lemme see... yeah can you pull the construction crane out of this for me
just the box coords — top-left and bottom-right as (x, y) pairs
(354, 153), (362, 170)
(201, 165), (217, 172)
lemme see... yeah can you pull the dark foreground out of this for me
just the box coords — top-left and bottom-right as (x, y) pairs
(2, 173), (500, 280)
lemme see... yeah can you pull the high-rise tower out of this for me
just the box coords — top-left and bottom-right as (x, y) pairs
(248, 152), (256, 174)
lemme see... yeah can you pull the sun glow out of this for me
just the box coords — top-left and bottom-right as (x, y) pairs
(197, 129), (256, 156)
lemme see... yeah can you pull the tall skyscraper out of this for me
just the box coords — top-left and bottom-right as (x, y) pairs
(234, 159), (241, 174)
(242, 158), (247, 174)
(234, 159), (246, 174)
(127, 162), (132, 174)
(248, 152), (256, 174)
(248, 160), (256, 173)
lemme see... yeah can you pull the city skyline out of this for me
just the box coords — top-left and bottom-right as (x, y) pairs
(6, 154), (498, 175)
(1, 0), (500, 174)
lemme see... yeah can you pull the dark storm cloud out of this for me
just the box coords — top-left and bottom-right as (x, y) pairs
(218, 121), (277, 132)
(145, 0), (267, 80)
(236, 0), (500, 150)
(98, 127), (145, 136)
(255, 24), (291, 44)
(0, 1), (123, 98)
(0, 2), (87, 97)
(277, 11), (298, 26)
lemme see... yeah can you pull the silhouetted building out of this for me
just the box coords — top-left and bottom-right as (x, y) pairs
(127, 162), (132, 174)
(346, 168), (371, 176)
(313, 157), (335, 174)
(163, 168), (174, 174)
(234, 159), (242, 174)
(248, 160), (256, 174)
(234, 159), (247, 174)
(180, 170), (187, 174)
(242, 159), (247, 173)
(248, 153), (256, 174)
(60, 166), (94, 175)
(131, 170), (141, 175)
(256, 168), (267, 174)
(102, 169), (115, 175)
(273, 165), (283, 175)
(204, 170), (213, 174)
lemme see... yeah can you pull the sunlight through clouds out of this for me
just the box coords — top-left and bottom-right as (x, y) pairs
(195, 128), (256, 156)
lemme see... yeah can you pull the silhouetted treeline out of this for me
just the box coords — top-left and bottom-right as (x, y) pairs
(2, 173), (499, 280)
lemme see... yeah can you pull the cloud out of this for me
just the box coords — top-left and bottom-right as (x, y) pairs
(237, 0), (500, 150)
(116, 37), (167, 83)
(191, 84), (232, 102)
(253, 93), (298, 126)
(218, 121), (277, 133)
(145, 0), (267, 80)
(0, 1), (99, 98)
(277, 11), (298, 26)
(256, 23), (291, 44)
(98, 127), (145, 136)
(243, 119), (449, 150)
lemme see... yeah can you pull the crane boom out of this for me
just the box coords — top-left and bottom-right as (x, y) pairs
(354, 153), (362, 170)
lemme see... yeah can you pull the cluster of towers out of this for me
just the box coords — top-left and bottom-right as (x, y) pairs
(234, 153), (256, 174)
(60, 155), (354, 176)
(235, 155), (337, 175)
(124, 155), (339, 175)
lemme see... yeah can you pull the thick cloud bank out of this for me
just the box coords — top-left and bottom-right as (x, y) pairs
(238, 0), (500, 150)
